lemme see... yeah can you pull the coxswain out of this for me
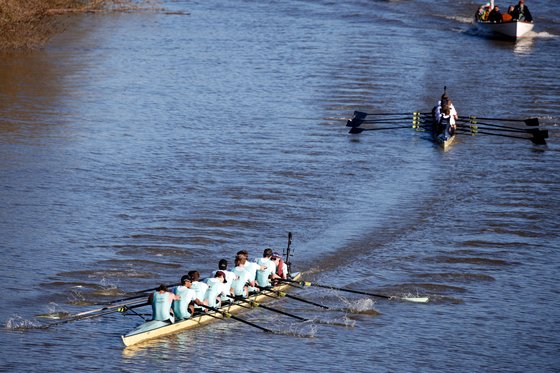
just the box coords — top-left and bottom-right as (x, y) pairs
(148, 284), (180, 323)
(172, 275), (206, 321)
(271, 251), (288, 280)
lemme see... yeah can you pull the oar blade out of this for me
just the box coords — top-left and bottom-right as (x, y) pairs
(531, 133), (547, 145)
(349, 127), (365, 134)
(524, 118), (539, 127)
(353, 111), (368, 120)
(346, 118), (364, 128)
(402, 296), (430, 303)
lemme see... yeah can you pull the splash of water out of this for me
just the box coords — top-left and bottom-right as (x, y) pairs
(5, 315), (42, 330)
(278, 322), (317, 338)
(35, 302), (71, 319)
(339, 297), (380, 315)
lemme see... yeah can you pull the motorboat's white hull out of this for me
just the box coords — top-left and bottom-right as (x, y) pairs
(476, 20), (534, 39)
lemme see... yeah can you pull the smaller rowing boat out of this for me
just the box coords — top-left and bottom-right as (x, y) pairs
(121, 272), (302, 347)
(475, 19), (534, 39)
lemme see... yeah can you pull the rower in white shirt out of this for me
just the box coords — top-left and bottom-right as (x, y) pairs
(256, 248), (280, 288)
(188, 270), (209, 312)
(172, 275), (205, 320)
(211, 259), (237, 302)
(204, 271), (228, 308)
(236, 249), (265, 294)
(231, 254), (252, 298)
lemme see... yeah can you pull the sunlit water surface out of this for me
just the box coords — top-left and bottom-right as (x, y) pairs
(1, 0), (559, 371)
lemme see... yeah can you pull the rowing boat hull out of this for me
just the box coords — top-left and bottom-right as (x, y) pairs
(121, 273), (301, 347)
(434, 133), (456, 150)
(475, 20), (534, 39)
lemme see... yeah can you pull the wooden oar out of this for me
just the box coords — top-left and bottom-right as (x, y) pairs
(283, 280), (429, 303)
(458, 116), (539, 126)
(42, 298), (149, 321)
(257, 286), (330, 309)
(235, 298), (351, 327)
(455, 127), (547, 145)
(40, 301), (150, 328)
(346, 119), (417, 128)
(457, 124), (548, 137)
(199, 304), (275, 333)
(456, 119), (545, 134)
(354, 111), (430, 118)
(235, 298), (308, 321)
(360, 117), (416, 123)
(349, 125), (430, 134)
(106, 282), (180, 305)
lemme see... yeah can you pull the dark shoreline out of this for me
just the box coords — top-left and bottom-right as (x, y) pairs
(0, 0), (158, 50)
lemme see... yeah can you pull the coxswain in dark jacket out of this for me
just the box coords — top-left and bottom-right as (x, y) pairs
(488, 6), (503, 23)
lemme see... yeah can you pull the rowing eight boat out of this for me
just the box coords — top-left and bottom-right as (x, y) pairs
(121, 272), (302, 347)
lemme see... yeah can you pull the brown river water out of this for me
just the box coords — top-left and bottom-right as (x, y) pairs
(1, 0), (559, 371)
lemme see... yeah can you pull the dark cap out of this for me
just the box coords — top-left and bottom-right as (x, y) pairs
(215, 271), (227, 283)
(181, 275), (192, 284)
(218, 259), (228, 270)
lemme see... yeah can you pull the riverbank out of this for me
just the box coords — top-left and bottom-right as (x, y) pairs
(0, 0), (158, 50)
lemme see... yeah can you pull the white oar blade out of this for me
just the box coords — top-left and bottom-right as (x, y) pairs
(402, 297), (429, 303)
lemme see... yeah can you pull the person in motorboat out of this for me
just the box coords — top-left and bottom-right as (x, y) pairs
(511, 0), (532, 22)
(148, 284), (180, 323)
(488, 5), (503, 23)
(172, 275), (206, 321)
(475, 5), (487, 21)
